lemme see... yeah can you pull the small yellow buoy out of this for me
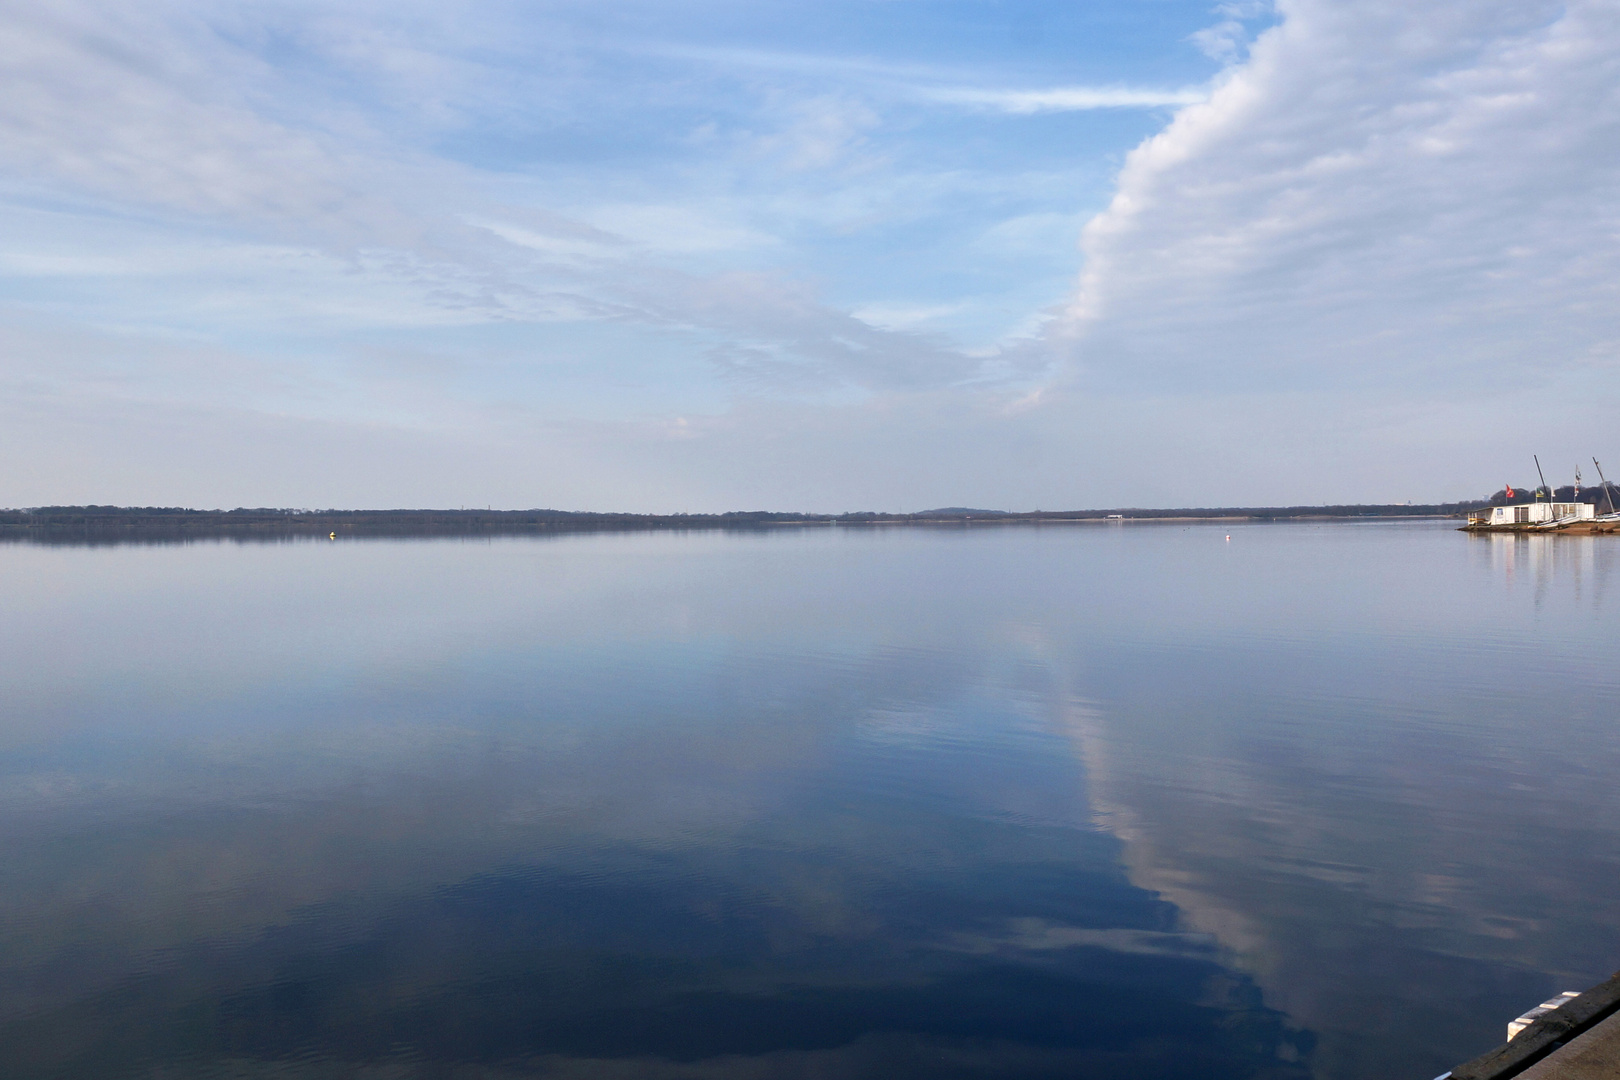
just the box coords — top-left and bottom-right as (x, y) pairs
(330, 532), (336, 540)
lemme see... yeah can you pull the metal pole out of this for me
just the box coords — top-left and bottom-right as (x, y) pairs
(1534, 455), (1549, 501)
(1596, 459), (1616, 516)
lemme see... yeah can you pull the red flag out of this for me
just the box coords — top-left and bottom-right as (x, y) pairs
(1506, 484), (1515, 498)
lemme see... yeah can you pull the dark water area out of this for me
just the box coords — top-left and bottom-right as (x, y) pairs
(2, 522), (1617, 1079)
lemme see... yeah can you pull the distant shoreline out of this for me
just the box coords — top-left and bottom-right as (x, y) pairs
(0, 503), (1482, 544)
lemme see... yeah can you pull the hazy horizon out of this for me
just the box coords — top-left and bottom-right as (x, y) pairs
(3, 497), (1499, 516)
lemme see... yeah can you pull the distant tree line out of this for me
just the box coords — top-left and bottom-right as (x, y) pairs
(0, 501), (1507, 545)
(1486, 482), (1620, 508)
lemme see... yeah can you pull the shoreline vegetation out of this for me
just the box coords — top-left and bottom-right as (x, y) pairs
(0, 502), (1499, 544)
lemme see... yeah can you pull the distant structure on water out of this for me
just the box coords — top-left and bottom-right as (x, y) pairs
(1465, 501), (1597, 529)
(1463, 456), (1619, 532)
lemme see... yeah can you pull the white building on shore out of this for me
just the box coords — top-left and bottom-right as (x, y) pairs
(1467, 502), (1597, 528)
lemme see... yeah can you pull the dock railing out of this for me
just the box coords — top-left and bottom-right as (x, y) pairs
(1441, 969), (1620, 1079)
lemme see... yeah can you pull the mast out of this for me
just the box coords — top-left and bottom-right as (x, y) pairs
(1534, 455), (1549, 501)
(1596, 458), (1617, 516)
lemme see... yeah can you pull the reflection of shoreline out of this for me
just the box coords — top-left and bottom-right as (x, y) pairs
(1470, 531), (1608, 612)
(0, 524), (790, 548)
(0, 511), (823, 547)
(1, 506), (1479, 548)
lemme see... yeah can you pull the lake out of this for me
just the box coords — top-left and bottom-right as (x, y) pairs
(2, 521), (1618, 1079)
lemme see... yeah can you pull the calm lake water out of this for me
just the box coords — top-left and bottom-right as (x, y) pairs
(3, 521), (1619, 1080)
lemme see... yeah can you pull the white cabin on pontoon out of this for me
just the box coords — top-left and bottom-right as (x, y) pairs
(1467, 502), (1597, 527)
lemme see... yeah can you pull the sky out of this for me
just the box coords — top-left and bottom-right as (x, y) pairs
(1, 0), (1617, 511)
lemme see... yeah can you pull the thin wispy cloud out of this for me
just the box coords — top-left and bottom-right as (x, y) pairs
(624, 41), (957, 83)
(922, 85), (1206, 114)
(632, 41), (1209, 114)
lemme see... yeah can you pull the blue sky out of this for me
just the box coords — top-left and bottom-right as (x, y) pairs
(2, 0), (1617, 510)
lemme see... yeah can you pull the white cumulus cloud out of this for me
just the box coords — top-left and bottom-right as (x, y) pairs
(1064, 0), (1620, 401)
